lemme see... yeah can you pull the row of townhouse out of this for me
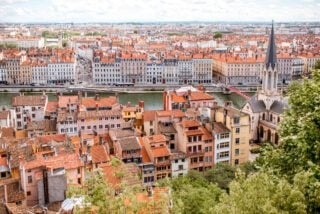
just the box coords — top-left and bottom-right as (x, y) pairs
(0, 49), (77, 85)
(212, 53), (320, 86)
(92, 54), (213, 85)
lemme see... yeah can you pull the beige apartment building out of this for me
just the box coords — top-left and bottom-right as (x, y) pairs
(213, 105), (250, 165)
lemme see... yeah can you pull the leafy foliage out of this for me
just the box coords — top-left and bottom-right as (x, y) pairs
(214, 32), (223, 39)
(315, 60), (320, 70)
(214, 171), (307, 214)
(204, 163), (236, 190)
(168, 172), (222, 214)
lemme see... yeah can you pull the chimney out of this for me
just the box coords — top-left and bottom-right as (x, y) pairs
(138, 101), (144, 109)
(96, 103), (99, 111)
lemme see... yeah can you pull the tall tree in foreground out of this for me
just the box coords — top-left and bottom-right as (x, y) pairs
(258, 69), (320, 212)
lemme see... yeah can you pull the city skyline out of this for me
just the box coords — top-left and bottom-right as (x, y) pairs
(0, 0), (320, 23)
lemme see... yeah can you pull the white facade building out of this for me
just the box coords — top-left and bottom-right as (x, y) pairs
(48, 61), (76, 84)
(146, 62), (163, 84)
(171, 153), (188, 177)
(212, 123), (231, 164)
(92, 59), (121, 85)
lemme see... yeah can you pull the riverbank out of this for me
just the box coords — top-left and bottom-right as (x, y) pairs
(0, 84), (265, 94)
(0, 91), (253, 110)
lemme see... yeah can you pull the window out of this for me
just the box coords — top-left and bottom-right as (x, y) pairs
(235, 159), (239, 165)
(77, 168), (81, 174)
(235, 149), (240, 155)
(235, 128), (240, 134)
(150, 121), (153, 126)
(235, 138), (240, 144)
(178, 165), (184, 170)
(218, 151), (229, 159)
(219, 142), (229, 149)
(28, 176), (32, 183)
(233, 117), (240, 124)
(220, 133), (230, 139)
(27, 191), (31, 196)
(78, 178), (81, 184)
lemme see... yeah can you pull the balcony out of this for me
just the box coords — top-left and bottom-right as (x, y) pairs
(154, 160), (171, 167)
(187, 150), (205, 157)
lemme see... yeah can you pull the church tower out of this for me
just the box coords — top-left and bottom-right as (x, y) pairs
(262, 21), (278, 94)
(258, 21), (281, 110)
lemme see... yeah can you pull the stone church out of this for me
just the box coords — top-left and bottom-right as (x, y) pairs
(242, 21), (288, 145)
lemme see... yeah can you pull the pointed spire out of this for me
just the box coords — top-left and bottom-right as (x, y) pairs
(265, 20), (277, 70)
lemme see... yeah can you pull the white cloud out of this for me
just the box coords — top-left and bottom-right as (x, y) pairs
(0, 0), (319, 22)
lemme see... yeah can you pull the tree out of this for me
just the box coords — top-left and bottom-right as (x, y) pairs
(204, 163), (236, 190)
(168, 173), (222, 214)
(214, 171), (307, 214)
(62, 40), (68, 47)
(315, 60), (320, 70)
(259, 70), (320, 177)
(214, 32), (223, 39)
(257, 69), (320, 212)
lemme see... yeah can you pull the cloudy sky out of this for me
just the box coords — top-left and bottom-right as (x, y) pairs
(0, 0), (319, 23)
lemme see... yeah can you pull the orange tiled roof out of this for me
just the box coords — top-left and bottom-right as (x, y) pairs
(58, 96), (78, 108)
(91, 145), (110, 164)
(81, 96), (117, 108)
(156, 110), (185, 118)
(171, 93), (187, 103)
(45, 101), (58, 112)
(143, 110), (157, 121)
(151, 146), (170, 158)
(181, 120), (200, 128)
(138, 137), (151, 163)
(148, 135), (167, 144)
(200, 127), (212, 141)
(189, 92), (214, 101)
(37, 134), (66, 144)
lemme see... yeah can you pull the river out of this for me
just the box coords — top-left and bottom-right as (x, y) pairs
(0, 92), (253, 110)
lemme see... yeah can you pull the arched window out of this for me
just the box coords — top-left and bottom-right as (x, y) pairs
(267, 130), (271, 142)
(275, 133), (279, 145)
(270, 114), (273, 122)
(259, 126), (264, 138)
(262, 113), (265, 120)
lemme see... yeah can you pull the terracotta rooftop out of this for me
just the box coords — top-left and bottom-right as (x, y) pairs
(213, 122), (231, 134)
(181, 120), (200, 128)
(150, 146), (170, 158)
(45, 101), (58, 113)
(12, 95), (47, 107)
(143, 110), (157, 121)
(58, 96), (78, 108)
(138, 137), (151, 163)
(81, 96), (117, 109)
(189, 91), (214, 101)
(148, 135), (167, 144)
(156, 110), (185, 118)
(91, 144), (110, 164)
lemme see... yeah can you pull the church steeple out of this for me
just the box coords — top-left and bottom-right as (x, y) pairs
(265, 20), (277, 70)
(262, 21), (278, 94)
